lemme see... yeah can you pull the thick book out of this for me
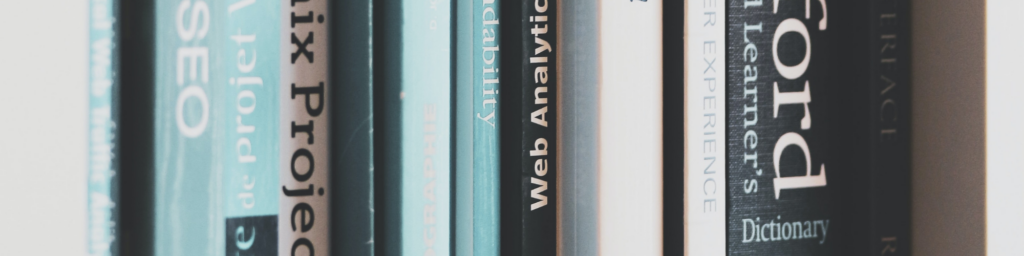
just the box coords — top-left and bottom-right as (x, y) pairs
(329, 0), (374, 255)
(88, 0), (118, 255)
(829, 0), (911, 255)
(153, 0), (330, 255)
(373, 0), (453, 255)
(455, 0), (501, 254)
(724, 0), (834, 254)
(561, 0), (663, 255)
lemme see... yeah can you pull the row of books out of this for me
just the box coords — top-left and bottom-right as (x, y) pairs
(87, 0), (909, 255)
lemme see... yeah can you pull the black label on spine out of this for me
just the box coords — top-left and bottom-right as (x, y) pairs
(226, 215), (278, 256)
(521, 0), (556, 254)
(726, 0), (833, 254)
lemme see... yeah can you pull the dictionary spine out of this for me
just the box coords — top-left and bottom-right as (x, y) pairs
(329, 0), (374, 255)
(726, 0), (834, 254)
(88, 0), (118, 255)
(279, 0), (331, 254)
(868, 0), (910, 254)
(682, 0), (726, 253)
(520, 0), (556, 254)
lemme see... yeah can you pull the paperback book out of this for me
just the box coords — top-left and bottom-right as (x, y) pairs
(153, 0), (329, 255)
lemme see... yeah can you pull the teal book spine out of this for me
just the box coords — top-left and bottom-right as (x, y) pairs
(454, 0), (474, 254)
(88, 0), (117, 255)
(155, 0), (330, 255)
(472, 0), (501, 255)
(154, 0), (226, 254)
(455, 0), (501, 255)
(400, 0), (453, 254)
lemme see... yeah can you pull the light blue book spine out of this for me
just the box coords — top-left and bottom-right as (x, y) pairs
(155, 0), (283, 255)
(225, 0), (282, 254)
(154, 0), (225, 254)
(401, 0), (452, 254)
(473, 0), (501, 255)
(88, 0), (116, 255)
(455, 0), (500, 254)
(454, 0), (474, 254)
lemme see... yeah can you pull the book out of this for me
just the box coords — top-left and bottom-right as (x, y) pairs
(153, 0), (330, 254)
(561, 0), (662, 255)
(828, 0), (911, 255)
(88, 0), (118, 254)
(662, 0), (683, 254)
(910, 1), (1023, 255)
(455, 0), (501, 254)
(724, 0), (834, 254)
(329, 0), (374, 255)
(495, 0), (559, 254)
(682, 0), (726, 254)
(519, 0), (558, 254)
(373, 0), (453, 255)
(117, 0), (155, 254)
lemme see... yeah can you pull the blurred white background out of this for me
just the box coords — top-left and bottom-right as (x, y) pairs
(0, 0), (88, 255)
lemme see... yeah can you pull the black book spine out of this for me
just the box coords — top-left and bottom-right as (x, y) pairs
(499, 0), (522, 254)
(663, 0), (684, 254)
(373, 0), (403, 255)
(726, 0), (834, 254)
(869, 0), (910, 254)
(118, 0), (155, 254)
(330, 0), (374, 254)
(520, 0), (556, 254)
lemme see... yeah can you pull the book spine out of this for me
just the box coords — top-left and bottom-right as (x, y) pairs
(683, 0), (726, 253)
(870, 0), (910, 254)
(399, 0), (453, 254)
(329, 0), (374, 255)
(154, 1), (224, 255)
(224, 0), (283, 254)
(474, 0), (501, 254)
(521, 0), (556, 254)
(559, 0), (599, 254)
(726, 0), (833, 254)
(455, 0), (474, 254)
(662, 0), (683, 254)
(596, 1), (663, 254)
(279, 0), (331, 255)
(372, 0), (403, 254)
(88, 0), (117, 255)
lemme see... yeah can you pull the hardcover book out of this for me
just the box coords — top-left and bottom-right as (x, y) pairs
(455, 0), (501, 254)
(828, 0), (911, 255)
(724, 0), (833, 254)
(154, 0), (329, 255)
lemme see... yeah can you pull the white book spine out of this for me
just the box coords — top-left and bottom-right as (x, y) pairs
(684, 0), (726, 254)
(597, 0), (663, 255)
(987, 1), (1024, 254)
(280, 0), (330, 255)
